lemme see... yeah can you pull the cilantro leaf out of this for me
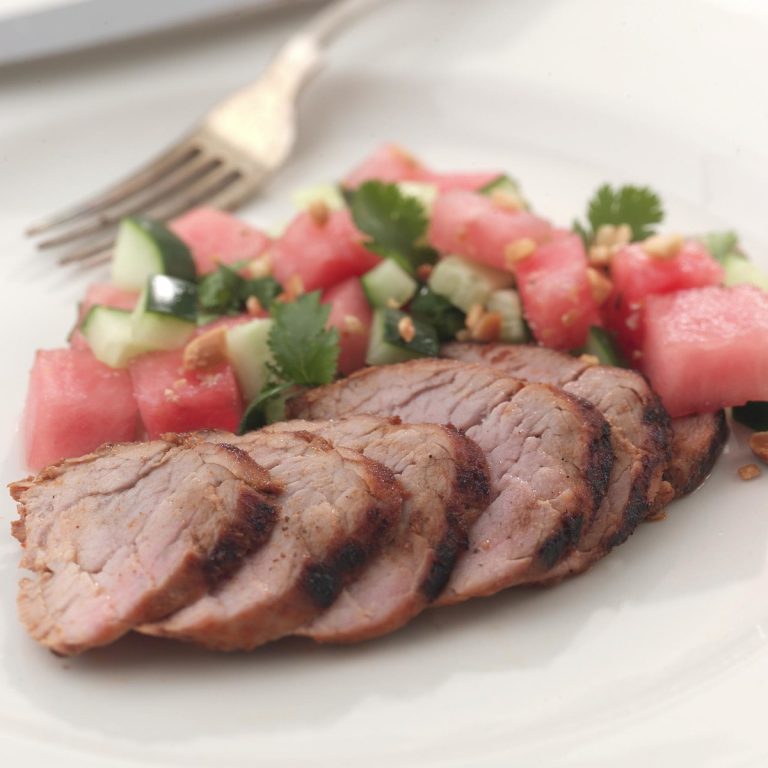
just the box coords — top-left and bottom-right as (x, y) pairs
(268, 292), (339, 386)
(237, 381), (294, 434)
(344, 181), (429, 274)
(410, 287), (465, 341)
(198, 264), (281, 316)
(586, 184), (664, 242)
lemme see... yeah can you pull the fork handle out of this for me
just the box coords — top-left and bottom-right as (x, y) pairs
(304, 0), (388, 46)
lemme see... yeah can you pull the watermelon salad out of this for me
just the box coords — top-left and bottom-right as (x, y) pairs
(22, 144), (768, 470)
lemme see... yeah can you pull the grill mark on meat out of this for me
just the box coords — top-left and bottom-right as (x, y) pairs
(290, 359), (613, 602)
(139, 429), (403, 650)
(441, 343), (672, 582)
(268, 417), (490, 643)
(11, 437), (281, 655)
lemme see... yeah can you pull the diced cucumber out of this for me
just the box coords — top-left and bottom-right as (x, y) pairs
(396, 181), (438, 214)
(581, 326), (626, 368)
(486, 289), (527, 343)
(291, 183), (345, 212)
(112, 216), (196, 290)
(365, 308), (439, 366)
(131, 275), (197, 350)
(81, 306), (149, 368)
(733, 401), (768, 431)
(697, 231), (740, 263)
(361, 260), (418, 308)
(723, 253), (768, 292)
(226, 318), (274, 401)
(428, 255), (515, 312)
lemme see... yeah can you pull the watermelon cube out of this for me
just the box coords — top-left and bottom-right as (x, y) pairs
(605, 240), (724, 357)
(642, 285), (768, 417)
(70, 282), (140, 350)
(428, 189), (553, 271)
(169, 207), (271, 276)
(129, 349), (243, 438)
(515, 233), (600, 351)
(24, 348), (138, 469)
(343, 144), (499, 193)
(271, 209), (380, 293)
(322, 277), (373, 375)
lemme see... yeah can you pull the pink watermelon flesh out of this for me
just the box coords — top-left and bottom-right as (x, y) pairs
(343, 144), (499, 192)
(605, 240), (725, 358)
(322, 277), (373, 375)
(24, 348), (138, 469)
(272, 209), (380, 293)
(642, 284), (768, 417)
(129, 349), (243, 439)
(515, 232), (600, 351)
(170, 207), (271, 276)
(70, 282), (140, 350)
(428, 189), (553, 270)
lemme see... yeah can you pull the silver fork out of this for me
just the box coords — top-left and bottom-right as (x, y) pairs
(27, 0), (384, 267)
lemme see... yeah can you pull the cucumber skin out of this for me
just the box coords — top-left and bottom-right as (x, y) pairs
(131, 276), (197, 350)
(112, 216), (196, 290)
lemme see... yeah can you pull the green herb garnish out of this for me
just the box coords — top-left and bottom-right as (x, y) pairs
(198, 264), (281, 316)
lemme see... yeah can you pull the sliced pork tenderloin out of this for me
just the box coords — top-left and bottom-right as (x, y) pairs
(664, 411), (728, 498)
(140, 428), (403, 650)
(266, 416), (491, 643)
(9, 436), (281, 655)
(289, 359), (613, 604)
(441, 342), (672, 581)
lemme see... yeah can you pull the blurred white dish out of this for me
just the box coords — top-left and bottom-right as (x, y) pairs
(1, 1), (767, 766)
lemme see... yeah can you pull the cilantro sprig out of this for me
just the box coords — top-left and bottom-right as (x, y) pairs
(343, 181), (437, 274)
(198, 263), (281, 317)
(574, 184), (664, 245)
(238, 292), (339, 433)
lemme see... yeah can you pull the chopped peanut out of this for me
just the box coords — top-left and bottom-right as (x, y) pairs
(183, 327), (228, 371)
(397, 315), (416, 343)
(465, 303), (486, 330)
(343, 314), (365, 334)
(308, 199), (330, 227)
(561, 309), (578, 327)
(277, 274), (304, 303)
(455, 329), (471, 342)
(504, 237), (536, 269)
(246, 296), (263, 316)
(738, 463), (761, 481)
(579, 354), (600, 366)
(470, 311), (502, 342)
(386, 297), (400, 309)
(749, 432), (768, 465)
(586, 267), (613, 305)
(589, 224), (632, 267)
(247, 252), (272, 279)
(641, 233), (684, 260)
(490, 188), (524, 212)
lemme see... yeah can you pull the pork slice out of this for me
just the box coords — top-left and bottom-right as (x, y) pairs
(266, 415), (490, 642)
(9, 436), (280, 655)
(664, 411), (728, 498)
(289, 358), (613, 603)
(139, 429), (403, 650)
(442, 342), (672, 581)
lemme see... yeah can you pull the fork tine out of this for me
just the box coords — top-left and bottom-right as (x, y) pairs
(26, 138), (200, 237)
(36, 155), (222, 251)
(57, 166), (248, 265)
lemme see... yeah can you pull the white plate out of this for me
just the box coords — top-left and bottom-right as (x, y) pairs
(2, 1), (768, 765)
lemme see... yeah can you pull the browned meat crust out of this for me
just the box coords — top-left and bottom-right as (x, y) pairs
(289, 358), (614, 603)
(9, 436), (281, 656)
